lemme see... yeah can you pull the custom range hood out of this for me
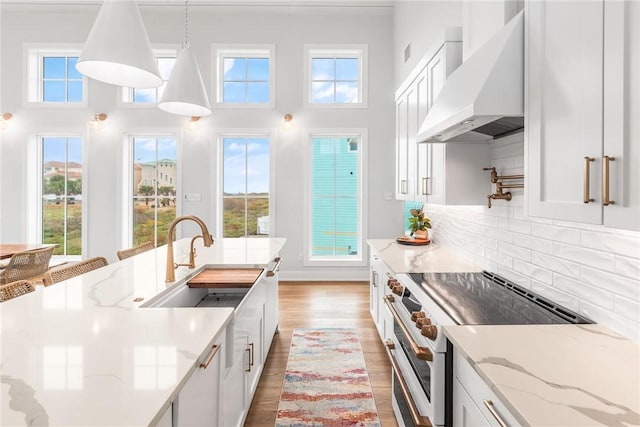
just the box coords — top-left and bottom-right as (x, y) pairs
(417, 11), (524, 143)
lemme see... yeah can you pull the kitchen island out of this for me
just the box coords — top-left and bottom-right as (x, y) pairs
(0, 237), (285, 427)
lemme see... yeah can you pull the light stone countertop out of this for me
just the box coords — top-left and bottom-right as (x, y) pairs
(368, 239), (481, 273)
(445, 324), (640, 426)
(0, 237), (286, 427)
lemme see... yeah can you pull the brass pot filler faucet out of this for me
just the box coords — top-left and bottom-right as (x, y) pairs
(483, 167), (524, 208)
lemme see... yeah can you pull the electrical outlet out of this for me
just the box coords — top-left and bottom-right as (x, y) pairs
(384, 192), (393, 200)
(183, 193), (201, 202)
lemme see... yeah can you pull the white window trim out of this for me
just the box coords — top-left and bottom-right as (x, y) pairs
(303, 44), (368, 109)
(27, 132), (85, 261)
(118, 45), (179, 108)
(211, 44), (276, 109)
(24, 43), (87, 107)
(215, 129), (276, 238)
(302, 128), (368, 267)
(122, 131), (181, 248)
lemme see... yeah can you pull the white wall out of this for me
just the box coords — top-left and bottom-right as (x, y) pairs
(0, 4), (400, 280)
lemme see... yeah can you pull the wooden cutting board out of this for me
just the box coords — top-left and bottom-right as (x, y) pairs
(187, 268), (264, 288)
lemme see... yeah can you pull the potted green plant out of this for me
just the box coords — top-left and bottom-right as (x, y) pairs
(408, 208), (431, 239)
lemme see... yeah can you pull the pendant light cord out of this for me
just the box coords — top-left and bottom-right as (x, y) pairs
(183, 0), (190, 49)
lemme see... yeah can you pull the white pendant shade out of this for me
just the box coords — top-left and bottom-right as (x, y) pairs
(158, 46), (212, 117)
(76, 0), (162, 88)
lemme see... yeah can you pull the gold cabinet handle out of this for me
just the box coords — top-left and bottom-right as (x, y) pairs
(583, 157), (595, 203)
(245, 347), (251, 372)
(266, 256), (282, 277)
(383, 295), (433, 361)
(385, 340), (433, 427)
(483, 400), (508, 427)
(401, 179), (408, 194)
(199, 344), (220, 369)
(372, 270), (378, 287)
(249, 342), (254, 367)
(603, 156), (615, 206)
(421, 177), (431, 195)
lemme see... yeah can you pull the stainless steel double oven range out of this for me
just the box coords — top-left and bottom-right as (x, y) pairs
(382, 270), (592, 427)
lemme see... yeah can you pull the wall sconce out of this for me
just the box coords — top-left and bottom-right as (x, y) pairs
(185, 116), (200, 130)
(0, 113), (13, 130)
(88, 113), (108, 131)
(281, 113), (294, 130)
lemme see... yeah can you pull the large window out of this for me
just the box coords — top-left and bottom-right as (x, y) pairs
(130, 136), (177, 247)
(306, 132), (366, 265)
(27, 47), (84, 103)
(41, 136), (83, 256)
(221, 136), (271, 237)
(304, 44), (367, 107)
(214, 45), (275, 106)
(122, 51), (176, 104)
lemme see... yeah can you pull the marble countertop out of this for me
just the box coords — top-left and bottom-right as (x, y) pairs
(0, 237), (286, 427)
(445, 324), (640, 426)
(368, 239), (481, 273)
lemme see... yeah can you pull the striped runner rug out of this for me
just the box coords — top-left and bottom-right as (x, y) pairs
(275, 328), (381, 426)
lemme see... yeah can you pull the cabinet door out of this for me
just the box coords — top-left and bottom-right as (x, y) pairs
(177, 331), (225, 427)
(263, 258), (280, 353)
(603, 0), (640, 231)
(453, 378), (491, 427)
(222, 348), (247, 427)
(527, 1), (604, 223)
(415, 69), (431, 202)
(396, 97), (410, 200)
(369, 253), (383, 339)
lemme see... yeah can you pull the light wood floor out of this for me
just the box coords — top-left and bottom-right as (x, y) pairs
(244, 281), (398, 427)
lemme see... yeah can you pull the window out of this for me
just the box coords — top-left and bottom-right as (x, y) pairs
(403, 201), (424, 235)
(214, 45), (275, 106)
(220, 135), (271, 237)
(305, 131), (367, 265)
(27, 47), (85, 103)
(41, 136), (83, 256)
(129, 136), (177, 247)
(304, 44), (367, 107)
(122, 50), (176, 103)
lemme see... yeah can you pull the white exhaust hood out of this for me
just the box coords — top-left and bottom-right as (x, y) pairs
(417, 11), (524, 143)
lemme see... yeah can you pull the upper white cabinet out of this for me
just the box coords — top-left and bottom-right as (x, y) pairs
(395, 35), (463, 201)
(527, 0), (639, 231)
(462, 0), (522, 60)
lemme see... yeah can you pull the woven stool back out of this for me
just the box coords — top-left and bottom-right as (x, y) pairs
(117, 241), (155, 261)
(0, 246), (55, 285)
(43, 256), (109, 287)
(0, 280), (35, 302)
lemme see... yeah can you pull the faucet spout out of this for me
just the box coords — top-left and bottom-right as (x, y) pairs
(166, 215), (214, 282)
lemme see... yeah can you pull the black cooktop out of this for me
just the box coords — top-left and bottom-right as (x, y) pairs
(408, 271), (592, 325)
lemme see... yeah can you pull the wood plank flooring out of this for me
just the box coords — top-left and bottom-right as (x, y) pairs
(244, 281), (398, 427)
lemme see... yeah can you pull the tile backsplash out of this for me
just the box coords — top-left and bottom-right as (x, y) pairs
(424, 133), (640, 342)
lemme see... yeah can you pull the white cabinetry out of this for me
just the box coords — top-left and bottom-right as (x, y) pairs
(369, 251), (384, 340)
(462, 0), (521, 61)
(453, 349), (519, 427)
(395, 37), (462, 202)
(263, 256), (281, 353)
(527, 0), (640, 231)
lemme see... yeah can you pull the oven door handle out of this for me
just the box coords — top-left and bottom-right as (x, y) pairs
(384, 295), (433, 361)
(386, 340), (433, 427)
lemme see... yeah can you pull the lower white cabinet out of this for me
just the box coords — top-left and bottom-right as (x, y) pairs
(369, 252), (383, 339)
(453, 349), (519, 427)
(176, 330), (226, 427)
(156, 405), (173, 427)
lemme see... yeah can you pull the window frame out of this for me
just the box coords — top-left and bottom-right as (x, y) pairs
(303, 44), (368, 109)
(216, 129), (276, 238)
(212, 44), (276, 108)
(122, 132), (181, 248)
(27, 132), (86, 261)
(25, 44), (87, 106)
(303, 128), (368, 266)
(119, 46), (178, 107)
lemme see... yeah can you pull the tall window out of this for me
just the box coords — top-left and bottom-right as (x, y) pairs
(221, 136), (270, 237)
(214, 45), (275, 106)
(27, 47), (84, 103)
(122, 52), (176, 103)
(41, 136), (83, 256)
(304, 45), (368, 107)
(131, 136), (177, 246)
(306, 133), (365, 264)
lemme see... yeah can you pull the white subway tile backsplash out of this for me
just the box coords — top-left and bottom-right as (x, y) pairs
(614, 255), (640, 280)
(513, 259), (553, 284)
(580, 266), (640, 301)
(579, 301), (640, 341)
(496, 266), (531, 288)
(512, 233), (554, 255)
(581, 231), (640, 259)
(553, 273), (614, 310)
(534, 224), (581, 245)
(484, 226), (513, 243)
(485, 248), (513, 269)
(530, 280), (580, 312)
(614, 295), (640, 324)
(531, 252), (581, 278)
(554, 242), (615, 271)
(507, 219), (532, 234)
(498, 241), (531, 262)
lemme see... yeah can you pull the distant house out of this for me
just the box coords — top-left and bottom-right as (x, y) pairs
(138, 159), (176, 192)
(43, 161), (82, 180)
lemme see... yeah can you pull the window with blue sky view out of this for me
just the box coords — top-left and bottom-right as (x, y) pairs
(222, 136), (270, 237)
(129, 57), (176, 103)
(310, 136), (360, 259)
(42, 56), (82, 103)
(310, 57), (359, 103)
(222, 57), (270, 103)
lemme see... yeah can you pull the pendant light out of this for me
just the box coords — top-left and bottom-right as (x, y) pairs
(158, 0), (212, 117)
(76, 0), (162, 88)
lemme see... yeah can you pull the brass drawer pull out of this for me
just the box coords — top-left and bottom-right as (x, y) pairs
(199, 344), (220, 369)
(421, 177), (430, 195)
(583, 157), (595, 203)
(483, 399), (508, 427)
(385, 340), (433, 427)
(266, 256), (282, 277)
(383, 295), (433, 361)
(401, 179), (408, 194)
(603, 156), (615, 206)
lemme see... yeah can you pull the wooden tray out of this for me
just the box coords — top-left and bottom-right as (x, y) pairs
(187, 268), (264, 288)
(395, 237), (431, 246)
